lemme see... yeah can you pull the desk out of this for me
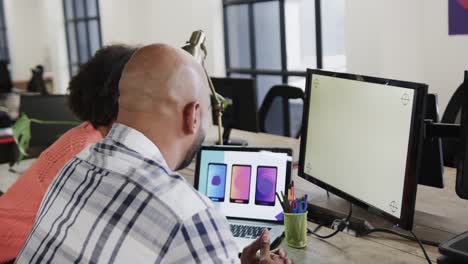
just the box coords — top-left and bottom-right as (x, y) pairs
(2, 126), (468, 263)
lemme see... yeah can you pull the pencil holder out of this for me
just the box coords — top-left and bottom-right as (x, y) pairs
(283, 212), (308, 248)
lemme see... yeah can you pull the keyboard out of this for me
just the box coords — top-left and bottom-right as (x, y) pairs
(230, 224), (271, 239)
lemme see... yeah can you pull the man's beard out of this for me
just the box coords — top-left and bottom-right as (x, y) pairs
(176, 127), (206, 171)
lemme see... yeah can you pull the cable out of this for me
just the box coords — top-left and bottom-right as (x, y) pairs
(361, 228), (439, 247)
(305, 202), (432, 263)
(360, 228), (433, 264)
(410, 230), (432, 264)
(307, 202), (353, 239)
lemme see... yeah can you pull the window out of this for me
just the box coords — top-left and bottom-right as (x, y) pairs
(63, 0), (102, 76)
(0, 0), (9, 63)
(223, 0), (345, 106)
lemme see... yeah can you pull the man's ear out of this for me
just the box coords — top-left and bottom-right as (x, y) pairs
(182, 101), (201, 135)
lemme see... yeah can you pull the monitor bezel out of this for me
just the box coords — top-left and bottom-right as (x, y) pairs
(195, 146), (292, 224)
(298, 69), (428, 230)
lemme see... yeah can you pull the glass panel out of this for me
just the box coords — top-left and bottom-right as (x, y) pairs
(224, 0), (244, 4)
(86, 0), (98, 17)
(253, 1), (281, 70)
(289, 98), (303, 137)
(0, 47), (6, 61)
(75, 0), (86, 18)
(0, 31), (6, 60)
(0, 30), (4, 49)
(288, 76), (305, 90)
(285, 0), (316, 71)
(67, 23), (78, 64)
(226, 5), (251, 69)
(3, 31), (8, 52)
(64, 0), (74, 19)
(88, 20), (101, 56)
(256, 75), (282, 109)
(71, 64), (79, 76)
(287, 76), (305, 137)
(77, 21), (89, 63)
(264, 96), (285, 136)
(0, 3), (4, 28)
(322, 0), (346, 71)
(230, 73), (252, 79)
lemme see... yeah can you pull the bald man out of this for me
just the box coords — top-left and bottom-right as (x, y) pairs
(17, 44), (292, 264)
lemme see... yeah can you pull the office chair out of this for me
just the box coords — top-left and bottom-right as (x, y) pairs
(27, 65), (48, 95)
(440, 70), (468, 167)
(258, 85), (304, 138)
(0, 60), (12, 93)
(0, 110), (17, 165)
(211, 77), (258, 145)
(19, 95), (79, 157)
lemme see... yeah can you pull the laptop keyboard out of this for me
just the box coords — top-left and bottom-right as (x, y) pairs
(230, 224), (271, 239)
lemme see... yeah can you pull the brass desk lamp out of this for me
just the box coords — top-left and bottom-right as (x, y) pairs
(182, 30), (229, 145)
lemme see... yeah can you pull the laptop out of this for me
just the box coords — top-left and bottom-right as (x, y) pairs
(195, 146), (292, 252)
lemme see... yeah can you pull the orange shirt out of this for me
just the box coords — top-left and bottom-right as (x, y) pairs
(0, 122), (102, 263)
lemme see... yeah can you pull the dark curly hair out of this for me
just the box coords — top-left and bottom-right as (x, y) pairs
(68, 44), (136, 128)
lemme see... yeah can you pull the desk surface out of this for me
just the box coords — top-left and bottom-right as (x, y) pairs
(2, 126), (468, 263)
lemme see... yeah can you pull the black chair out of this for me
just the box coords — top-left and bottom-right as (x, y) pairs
(0, 110), (17, 165)
(19, 95), (79, 157)
(0, 60), (12, 93)
(441, 70), (468, 167)
(258, 85), (304, 138)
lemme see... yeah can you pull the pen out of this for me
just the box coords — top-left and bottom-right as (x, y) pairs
(291, 181), (295, 201)
(281, 191), (292, 213)
(276, 192), (286, 212)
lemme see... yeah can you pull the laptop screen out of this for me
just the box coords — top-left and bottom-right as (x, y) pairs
(195, 147), (291, 222)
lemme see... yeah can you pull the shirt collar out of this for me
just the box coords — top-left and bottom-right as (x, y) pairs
(107, 123), (171, 170)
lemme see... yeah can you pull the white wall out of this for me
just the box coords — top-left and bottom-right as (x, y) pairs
(99, 0), (226, 76)
(4, 0), (69, 93)
(4, 0), (48, 81)
(41, 0), (69, 94)
(346, 0), (468, 112)
(4, 0), (225, 93)
(422, 0), (468, 113)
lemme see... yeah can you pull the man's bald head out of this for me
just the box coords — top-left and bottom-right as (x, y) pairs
(119, 44), (208, 113)
(117, 44), (211, 170)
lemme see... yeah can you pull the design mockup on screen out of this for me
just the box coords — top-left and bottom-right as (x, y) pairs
(195, 147), (290, 222)
(206, 163), (227, 202)
(230, 165), (252, 204)
(255, 166), (278, 206)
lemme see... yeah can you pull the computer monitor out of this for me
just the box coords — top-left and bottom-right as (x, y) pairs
(211, 77), (259, 145)
(19, 94), (79, 156)
(441, 71), (468, 167)
(455, 72), (468, 199)
(433, 72), (468, 262)
(298, 69), (427, 230)
(419, 94), (444, 188)
(421, 71), (468, 199)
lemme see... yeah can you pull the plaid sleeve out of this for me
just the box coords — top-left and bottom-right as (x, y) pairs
(161, 207), (240, 264)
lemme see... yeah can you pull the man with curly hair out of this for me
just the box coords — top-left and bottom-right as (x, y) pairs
(0, 45), (136, 263)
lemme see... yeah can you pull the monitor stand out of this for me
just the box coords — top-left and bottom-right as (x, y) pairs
(217, 126), (248, 146)
(306, 202), (370, 236)
(419, 120), (461, 188)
